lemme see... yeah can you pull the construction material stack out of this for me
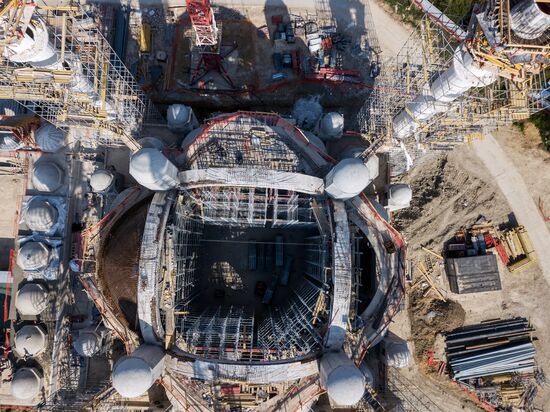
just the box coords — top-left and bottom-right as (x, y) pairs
(445, 318), (543, 409)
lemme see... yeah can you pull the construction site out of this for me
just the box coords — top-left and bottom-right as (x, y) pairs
(0, 0), (549, 411)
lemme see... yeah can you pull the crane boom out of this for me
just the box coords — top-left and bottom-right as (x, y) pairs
(185, 0), (218, 46)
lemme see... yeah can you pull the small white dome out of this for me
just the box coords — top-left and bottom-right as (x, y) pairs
(0, 134), (19, 150)
(292, 97), (323, 130)
(389, 184), (413, 206)
(167, 105), (198, 133)
(167, 104), (190, 125)
(10, 367), (42, 400)
(384, 337), (411, 368)
(112, 356), (155, 398)
(14, 325), (47, 357)
(129, 148), (178, 191)
(17, 242), (51, 272)
(24, 198), (58, 232)
(73, 331), (102, 357)
(35, 124), (66, 152)
(15, 283), (48, 316)
(90, 169), (115, 193)
(319, 112), (344, 140)
(31, 161), (64, 192)
(325, 363), (365, 405)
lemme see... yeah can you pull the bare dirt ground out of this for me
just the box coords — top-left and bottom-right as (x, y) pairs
(391, 136), (550, 410)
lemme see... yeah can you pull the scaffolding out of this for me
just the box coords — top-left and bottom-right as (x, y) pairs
(168, 190), (329, 362)
(173, 196), (204, 310)
(366, 10), (550, 162)
(0, 3), (148, 150)
(304, 235), (329, 284)
(178, 306), (255, 361)
(257, 278), (324, 360)
(194, 187), (318, 228)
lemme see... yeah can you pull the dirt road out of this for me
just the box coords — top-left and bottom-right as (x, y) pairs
(473, 134), (550, 280)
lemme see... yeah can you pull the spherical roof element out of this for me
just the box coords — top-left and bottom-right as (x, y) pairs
(15, 283), (48, 316)
(389, 184), (413, 206)
(90, 169), (115, 193)
(32, 161), (64, 192)
(24, 198), (58, 232)
(325, 157), (378, 200)
(35, 124), (66, 153)
(325, 363), (366, 405)
(319, 112), (344, 140)
(73, 331), (102, 357)
(129, 148), (178, 191)
(16, 242), (51, 272)
(14, 325), (47, 357)
(10, 367), (42, 400)
(112, 356), (155, 398)
(167, 104), (190, 126)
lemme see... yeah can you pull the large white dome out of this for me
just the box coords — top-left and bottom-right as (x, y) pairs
(90, 169), (115, 193)
(15, 283), (48, 316)
(112, 356), (155, 398)
(24, 198), (58, 232)
(16, 242), (50, 272)
(129, 148), (178, 191)
(10, 367), (42, 400)
(325, 363), (366, 405)
(325, 157), (379, 200)
(31, 161), (64, 192)
(14, 325), (47, 357)
(73, 330), (102, 357)
(35, 123), (66, 152)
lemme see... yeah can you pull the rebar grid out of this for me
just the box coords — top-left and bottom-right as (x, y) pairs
(256, 279), (324, 360)
(0, 4), (147, 148)
(188, 116), (300, 172)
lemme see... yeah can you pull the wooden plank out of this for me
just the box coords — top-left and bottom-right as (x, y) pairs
(418, 263), (446, 301)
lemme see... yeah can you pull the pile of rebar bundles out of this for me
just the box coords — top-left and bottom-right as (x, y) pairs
(445, 317), (536, 381)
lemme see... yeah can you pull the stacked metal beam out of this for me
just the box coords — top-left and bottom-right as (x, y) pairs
(445, 318), (536, 381)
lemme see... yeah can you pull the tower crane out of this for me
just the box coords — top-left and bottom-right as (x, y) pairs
(185, 0), (235, 88)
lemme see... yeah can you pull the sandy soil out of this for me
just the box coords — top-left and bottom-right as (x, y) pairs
(391, 137), (550, 409)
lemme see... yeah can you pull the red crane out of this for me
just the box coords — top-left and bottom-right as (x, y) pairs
(185, 0), (218, 47)
(185, 0), (235, 88)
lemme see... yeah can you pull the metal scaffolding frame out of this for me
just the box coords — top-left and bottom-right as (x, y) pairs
(173, 196), (204, 308)
(257, 278), (324, 360)
(188, 116), (300, 172)
(178, 305), (255, 361)
(366, 11), (550, 162)
(168, 190), (329, 362)
(304, 235), (329, 284)
(194, 187), (318, 228)
(0, 3), (148, 150)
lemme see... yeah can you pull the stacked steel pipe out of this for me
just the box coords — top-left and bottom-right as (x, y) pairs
(445, 318), (536, 381)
